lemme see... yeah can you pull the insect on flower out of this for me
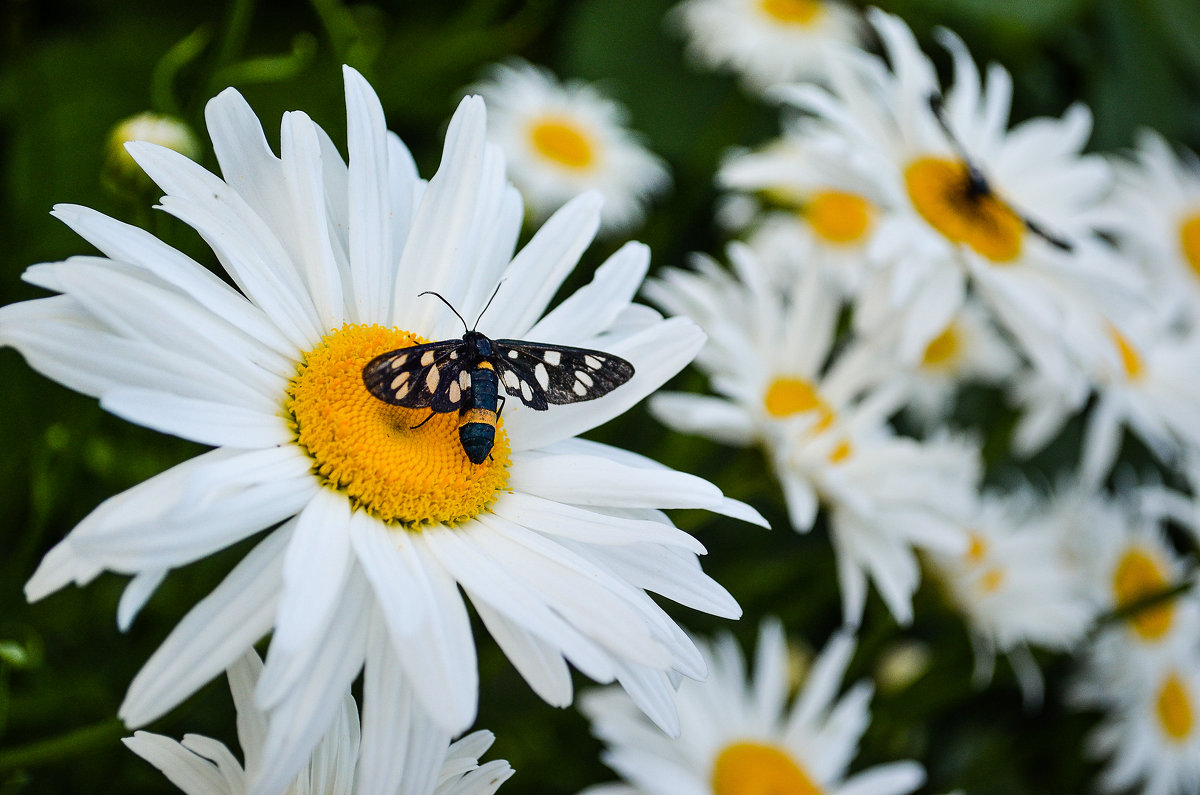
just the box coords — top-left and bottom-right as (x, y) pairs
(362, 290), (636, 464)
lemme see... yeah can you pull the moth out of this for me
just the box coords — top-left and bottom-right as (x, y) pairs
(927, 91), (1073, 252)
(362, 291), (635, 464)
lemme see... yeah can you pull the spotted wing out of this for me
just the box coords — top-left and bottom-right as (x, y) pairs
(490, 341), (635, 411)
(362, 340), (473, 412)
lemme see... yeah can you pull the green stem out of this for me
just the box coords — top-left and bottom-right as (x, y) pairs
(0, 719), (125, 772)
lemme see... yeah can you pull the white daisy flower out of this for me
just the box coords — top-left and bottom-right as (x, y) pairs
(778, 9), (1135, 372)
(580, 618), (925, 795)
(925, 487), (1097, 703)
(716, 122), (886, 299)
(471, 60), (669, 234)
(125, 649), (513, 794)
(3, 67), (762, 793)
(1096, 129), (1200, 324)
(645, 243), (974, 623)
(670, 0), (865, 95)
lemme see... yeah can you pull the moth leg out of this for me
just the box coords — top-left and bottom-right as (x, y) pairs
(410, 411), (436, 430)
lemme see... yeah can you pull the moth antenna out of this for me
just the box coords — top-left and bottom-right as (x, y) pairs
(473, 281), (505, 330)
(419, 291), (469, 334)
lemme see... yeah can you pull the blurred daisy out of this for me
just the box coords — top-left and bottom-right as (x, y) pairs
(581, 618), (925, 795)
(778, 9), (1134, 372)
(5, 67), (761, 792)
(472, 60), (669, 233)
(1097, 130), (1200, 324)
(716, 122), (886, 298)
(646, 244), (974, 623)
(671, 0), (864, 95)
(125, 649), (513, 794)
(925, 487), (1096, 702)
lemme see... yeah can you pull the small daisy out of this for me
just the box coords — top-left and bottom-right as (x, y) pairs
(1096, 129), (1200, 324)
(125, 649), (513, 794)
(670, 0), (865, 95)
(471, 60), (669, 233)
(581, 618), (925, 795)
(778, 9), (1135, 370)
(645, 244), (974, 623)
(4, 67), (762, 792)
(925, 487), (1097, 702)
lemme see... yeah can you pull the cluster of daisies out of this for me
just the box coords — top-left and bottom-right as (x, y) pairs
(5, 0), (1200, 792)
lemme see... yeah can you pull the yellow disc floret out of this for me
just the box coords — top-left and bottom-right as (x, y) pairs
(922, 323), (964, 372)
(1157, 670), (1195, 742)
(528, 116), (597, 170)
(764, 376), (834, 430)
(759, 0), (823, 26)
(712, 741), (822, 795)
(1113, 546), (1176, 641)
(287, 324), (510, 529)
(1179, 212), (1200, 280)
(806, 189), (874, 245)
(905, 156), (1025, 263)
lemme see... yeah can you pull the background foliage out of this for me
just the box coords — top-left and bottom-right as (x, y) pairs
(1, 0), (1198, 792)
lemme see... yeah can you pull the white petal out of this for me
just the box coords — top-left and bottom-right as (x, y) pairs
(509, 451), (723, 510)
(117, 568), (167, 631)
(348, 513), (433, 638)
(473, 600), (574, 707)
(226, 650), (269, 767)
(647, 392), (757, 447)
(527, 241), (650, 345)
(344, 65), (394, 324)
(123, 732), (233, 795)
(100, 387), (292, 448)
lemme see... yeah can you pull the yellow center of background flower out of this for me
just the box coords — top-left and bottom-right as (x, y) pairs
(759, 0), (823, 26)
(529, 117), (596, 170)
(1107, 325), (1145, 381)
(922, 323), (963, 371)
(965, 532), (988, 564)
(805, 190), (874, 245)
(905, 156), (1024, 262)
(712, 741), (822, 795)
(1179, 212), (1200, 279)
(1113, 547), (1175, 641)
(287, 324), (510, 529)
(764, 376), (834, 430)
(1157, 671), (1195, 741)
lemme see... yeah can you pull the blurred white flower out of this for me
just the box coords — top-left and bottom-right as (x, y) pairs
(581, 618), (925, 795)
(471, 60), (669, 233)
(646, 243), (976, 623)
(671, 0), (865, 95)
(125, 649), (513, 795)
(4, 67), (762, 793)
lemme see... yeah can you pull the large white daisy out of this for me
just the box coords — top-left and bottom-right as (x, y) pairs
(3, 66), (762, 793)
(471, 60), (669, 234)
(580, 618), (925, 795)
(125, 649), (513, 794)
(645, 243), (974, 623)
(670, 0), (865, 95)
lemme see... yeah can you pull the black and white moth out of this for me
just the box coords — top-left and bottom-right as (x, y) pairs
(362, 291), (635, 464)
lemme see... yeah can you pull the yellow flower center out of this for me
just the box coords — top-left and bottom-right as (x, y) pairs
(763, 376), (834, 431)
(758, 0), (823, 26)
(921, 323), (964, 371)
(1108, 325), (1145, 381)
(805, 190), (874, 245)
(287, 324), (510, 529)
(905, 156), (1024, 262)
(1157, 671), (1195, 742)
(1113, 547), (1175, 641)
(712, 741), (822, 795)
(1179, 212), (1200, 280)
(827, 438), (853, 464)
(528, 116), (596, 170)
(978, 567), (1005, 594)
(965, 532), (988, 564)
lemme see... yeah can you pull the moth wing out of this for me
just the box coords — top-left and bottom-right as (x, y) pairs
(492, 341), (634, 408)
(362, 340), (470, 412)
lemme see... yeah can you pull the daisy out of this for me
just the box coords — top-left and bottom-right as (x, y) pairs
(777, 9), (1136, 372)
(924, 487), (1097, 702)
(580, 618), (925, 795)
(471, 60), (669, 233)
(645, 243), (974, 623)
(3, 67), (762, 793)
(125, 649), (513, 794)
(670, 0), (865, 95)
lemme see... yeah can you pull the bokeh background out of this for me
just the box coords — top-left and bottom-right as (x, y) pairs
(2, 0), (1199, 792)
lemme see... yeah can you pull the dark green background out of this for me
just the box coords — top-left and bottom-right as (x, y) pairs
(1, 0), (1197, 792)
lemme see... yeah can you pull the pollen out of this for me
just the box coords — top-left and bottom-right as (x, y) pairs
(711, 741), (821, 795)
(1156, 671), (1195, 742)
(528, 116), (596, 170)
(759, 0), (823, 26)
(1113, 546), (1176, 641)
(805, 189), (874, 245)
(764, 376), (835, 431)
(1179, 212), (1200, 280)
(286, 324), (510, 529)
(905, 156), (1024, 263)
(922, 322), (964, 371)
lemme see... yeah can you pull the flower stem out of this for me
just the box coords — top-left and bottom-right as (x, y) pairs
(0, 719), (125, 772)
